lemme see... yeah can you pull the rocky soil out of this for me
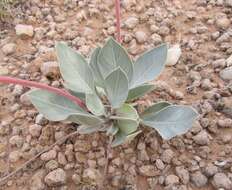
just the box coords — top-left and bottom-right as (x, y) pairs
(0, 0), (232, 189)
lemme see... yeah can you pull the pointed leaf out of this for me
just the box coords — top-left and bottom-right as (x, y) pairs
(141, 101), (172, 120)
(127, 84), (155, 101)
(86, 92), (105, 116)
(115, 104), (139, 134)
(98, 37), (133, 82)
(68, 114), (103, 126)
(56, 42), (94, 94)
(126, 130), (142, 143)
(131, 44), (168, 88)
(27, 89), (85, 121)
(105, 68), (129, 108)
(89, 47), (104, 86)
(111, 130), (127, 147)
(77, 124), (103, 134)
(142, 105), (198, 140)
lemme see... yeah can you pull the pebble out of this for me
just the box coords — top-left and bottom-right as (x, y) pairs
(155, 159), (165, 170)
(40, 149), (57, 161)
(15, 24), (34, 37)
(30, 170), (46, 190)
(220, 67), (232, 80)
(83, 168), (100, 180)
(45, 160), (59, 171)
(44, 168), (67, 186)
(2, 43), (16, 55)
(191, 171), (208, 188)
(193, 130), (209, 145)
(139, 165), (158, 177)
(9, 135), (24, 148)
(166, 44), (182, 66)
(218, 119), (232, 128)
(29, 124), (42, 137)
(215, 14), (230, 29)
(124, 16), (139, 29)
(135, 31), (147, 43)
(9, 150), (21, 162)
(204, 164), (218, 177)
(226, 55), (232, 67)
(212, 173), (232, 190)
(161, 149), (174, 164)
(175, 166), (190, 184)
(165, 174), (179, 186)
(225, 0), (232, 6)
(40, 61), (59, 78)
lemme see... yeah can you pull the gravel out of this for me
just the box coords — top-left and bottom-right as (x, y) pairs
(44, 168), (67, 186)
(212, 173), (232, 190)
(190, 171), (208, 188)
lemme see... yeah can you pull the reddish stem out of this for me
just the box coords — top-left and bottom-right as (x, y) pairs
(115, 0), (121, 43)
(0, 76), (87, 110)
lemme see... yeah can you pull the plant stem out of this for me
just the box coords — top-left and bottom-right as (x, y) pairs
(115, 0), (121, 43)
(0, 76), (87, 110)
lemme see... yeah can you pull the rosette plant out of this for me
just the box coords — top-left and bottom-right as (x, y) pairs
(25, 37), (198, 147)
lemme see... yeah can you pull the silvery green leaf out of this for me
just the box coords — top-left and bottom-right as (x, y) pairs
(141, 101), (172, 120)
(127, 84), (155, 101)
(68, 114), (103, 126)
(115, 104), (139, 134)
(111, 130), (126, 147)
(27, 89), (85, 121)
(86, 92), (105, 116)
(77, 124), (103, 134)
(126, 130), (142, 143)
(65, 86), (85, 101)
(105, 68), (129, 108)
(142, 105), (198, 140)
(89, 47), (104, 86)
(98, 37), (133, 82)
(106, 124), (119, 136)
(56, 42), (94, 94)
(131, 44), (167, 88)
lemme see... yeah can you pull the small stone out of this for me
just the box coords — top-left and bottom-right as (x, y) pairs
(215, 15), (230, 29)
(9, 150), (21, 162)
(161, 149), (174, 163)
(135, 31), (147, 43)
(155, 159), (165, 170)
(30, 169), (46, 190)
(225, 0), (232, 7)
(20, 93), (31, 106)
(175, 166), (190, 184)
(15, 24), (34, 37)
(218, 119), (232, 128)
(124, 16), (139, 29)
(166, 44), (182, 66)
(220, 67), (232, 80)
(83, 168), (100, 180)
(72, 174), (81, 185)
(40, 61), (59, 78)
(226, 55), (232, 66)
(191, 171), (208, 188)
(139, 165), (158, 177)
(29, 124), (42, 137)
(165, 174), (179, 186)
(212, 173), (232, 190)
(2, 43), (16, 55)
(45, 160), (59, 171)
(9, 135), (24, 148)
(40, 150), (57, 161)
(204, 164), (218, 177)
(45, 168), (66, 186)
(193, 130), (210, 145)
